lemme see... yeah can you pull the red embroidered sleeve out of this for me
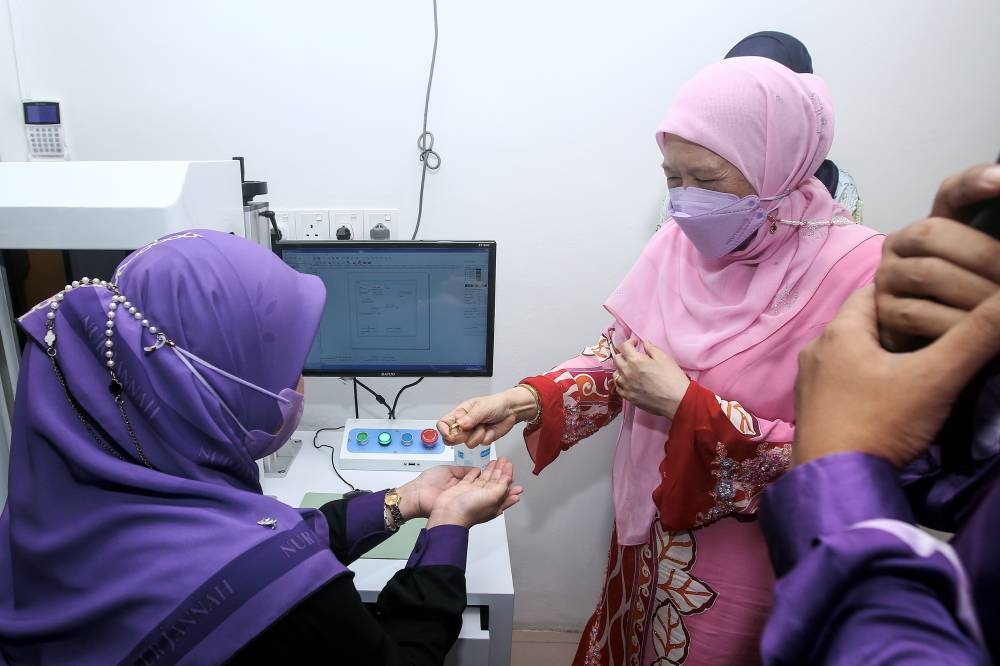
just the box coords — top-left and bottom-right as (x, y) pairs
(518, 331), (624, 475)
(653, 381), (792, 530)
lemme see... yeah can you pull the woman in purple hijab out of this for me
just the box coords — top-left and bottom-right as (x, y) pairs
(0, 230), (520, 665)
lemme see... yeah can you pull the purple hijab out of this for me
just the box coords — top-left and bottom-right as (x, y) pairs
(0, 230), (346, 664)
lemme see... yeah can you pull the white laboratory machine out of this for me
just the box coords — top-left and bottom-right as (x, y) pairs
(0, 159), (273, 502)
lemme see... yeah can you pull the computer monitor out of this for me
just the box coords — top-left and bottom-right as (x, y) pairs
(278, 241), (496, 377)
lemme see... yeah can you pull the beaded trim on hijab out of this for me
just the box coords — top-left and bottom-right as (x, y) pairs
(43, 277), (175, 470)
(769, 214), (856, 233)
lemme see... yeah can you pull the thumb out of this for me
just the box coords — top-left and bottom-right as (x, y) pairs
(836, 285), (879, 340)
(644, 340), (665, 360)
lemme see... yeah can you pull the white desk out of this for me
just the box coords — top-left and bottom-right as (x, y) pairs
(259, 431), (514, 666)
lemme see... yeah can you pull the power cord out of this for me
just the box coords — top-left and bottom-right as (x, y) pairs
(353, 377), (426, 419)
(259, 209), (282, 247)
(412, 0), (441, 240)
(311, 426), (343, 451)
(353, 378), (392, 418)
(390, 377), (424, 419)
(353, 378), (359, 418)
(312, 426), (356, 492)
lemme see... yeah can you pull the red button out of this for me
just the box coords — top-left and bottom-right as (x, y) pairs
(421, 428), (439, 446)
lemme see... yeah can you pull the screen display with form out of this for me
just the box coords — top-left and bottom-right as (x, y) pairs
(278, 241), (496, 377)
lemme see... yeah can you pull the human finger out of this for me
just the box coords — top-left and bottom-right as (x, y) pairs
(926, 287), (1000, 390)
(885, 216), (1000, 286)
(931, 164), (1000, 220)
(877, 295), (966, 339)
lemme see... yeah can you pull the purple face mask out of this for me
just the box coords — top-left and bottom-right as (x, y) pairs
(666, 186), (784, 258)
(171, 345), (304, 459)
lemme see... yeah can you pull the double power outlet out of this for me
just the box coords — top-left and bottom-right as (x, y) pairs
(274, 209), (399, 242)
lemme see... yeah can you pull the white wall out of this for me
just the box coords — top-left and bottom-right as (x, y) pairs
(0, 0), (22, 507)
(3, 0), (1000, 630)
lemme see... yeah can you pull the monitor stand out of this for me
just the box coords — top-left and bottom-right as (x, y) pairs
(261, 436), (304, 477)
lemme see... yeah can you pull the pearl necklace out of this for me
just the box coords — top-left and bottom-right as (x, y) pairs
(44, 277), (166, 469)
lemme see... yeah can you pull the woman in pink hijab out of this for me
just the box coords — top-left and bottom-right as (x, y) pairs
(439, 57), (883, 665)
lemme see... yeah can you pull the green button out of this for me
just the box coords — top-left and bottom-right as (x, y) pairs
(378, 432), (392, 446)
(356, 432), (369, 443)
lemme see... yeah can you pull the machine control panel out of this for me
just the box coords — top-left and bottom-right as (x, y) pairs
(336, 419), (492, 472)
(346, 424), (445, 455)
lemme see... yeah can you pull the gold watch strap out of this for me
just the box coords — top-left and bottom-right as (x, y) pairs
(383, 505), (399, 533)
(385, 488), (405, 532)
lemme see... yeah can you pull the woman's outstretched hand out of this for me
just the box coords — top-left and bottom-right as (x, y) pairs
(426, 458), (523, 529)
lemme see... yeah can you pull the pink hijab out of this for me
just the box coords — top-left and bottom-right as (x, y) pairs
(604, 57), (880, 543)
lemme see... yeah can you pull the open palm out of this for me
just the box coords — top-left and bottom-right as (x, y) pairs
(427, 459), (523, 528)
(410, 465), (479, 517)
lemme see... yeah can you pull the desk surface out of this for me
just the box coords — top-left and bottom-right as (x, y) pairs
(259, 430), (514, 604)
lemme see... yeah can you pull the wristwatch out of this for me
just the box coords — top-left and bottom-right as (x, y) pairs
(384, 488), (406, 533)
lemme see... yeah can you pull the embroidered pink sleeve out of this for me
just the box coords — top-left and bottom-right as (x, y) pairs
(519, 328), (624, 475)
(654, 382), (793, 530)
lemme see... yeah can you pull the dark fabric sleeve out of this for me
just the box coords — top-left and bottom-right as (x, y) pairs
(319, 490), (393, 565)
(229, 526), (469, 665)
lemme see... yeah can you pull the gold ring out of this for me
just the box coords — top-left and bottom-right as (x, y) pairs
(613, 372), (621, 384)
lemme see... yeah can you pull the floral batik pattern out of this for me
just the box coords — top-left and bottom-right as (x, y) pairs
(654, 382), (793, 531)
(518, 328), (624, 473)
(575, 523), (717, 665)
(713, 396), (760, 438)
(696, 441), (792, 526)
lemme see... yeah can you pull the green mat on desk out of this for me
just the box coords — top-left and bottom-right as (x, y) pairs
(301, 492), (425, 560)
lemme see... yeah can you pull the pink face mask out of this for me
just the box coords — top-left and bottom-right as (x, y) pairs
(666, 186), (784, 258)
(170, 346), (304, 459)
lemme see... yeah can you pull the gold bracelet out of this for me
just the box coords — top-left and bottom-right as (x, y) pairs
(516, 383), (542, 427)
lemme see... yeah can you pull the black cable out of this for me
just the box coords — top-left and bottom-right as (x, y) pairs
(353, 378), (359, 419)
(311, 426), (343, 450)
(412, 0), (441, 240)
(389, 377), (424, 419)
(353, 378), (392, 418)
(329, 449), (357, 492)
(259, 209), (282, 243)
(312, 427), (356, 492)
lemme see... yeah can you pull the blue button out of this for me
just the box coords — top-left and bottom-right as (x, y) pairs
(401, 433), (414, 446)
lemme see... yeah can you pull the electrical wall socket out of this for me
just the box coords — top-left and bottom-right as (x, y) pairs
(274, 211), (294, 242)
(331, 209), (363, 241)
(274, 208), (398, 241)
(363, 209), (398, 241)
(295, 211), (331, 240)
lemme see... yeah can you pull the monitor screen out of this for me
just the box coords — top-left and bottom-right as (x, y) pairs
(278, 241), (496, 377)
